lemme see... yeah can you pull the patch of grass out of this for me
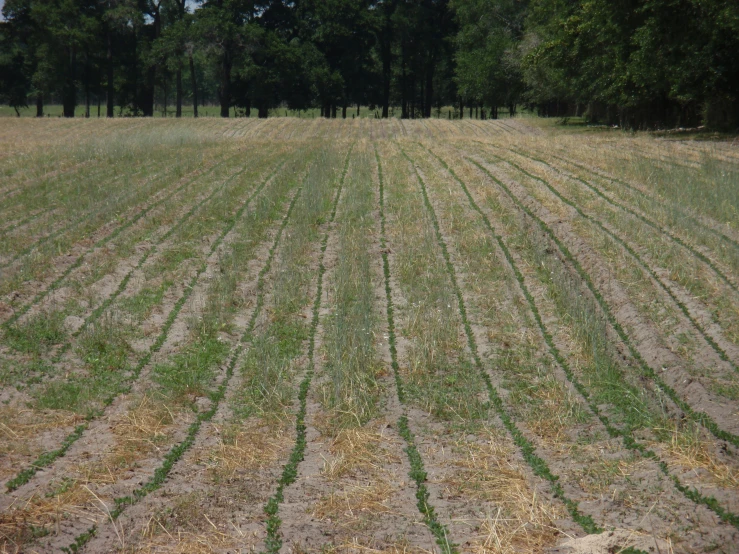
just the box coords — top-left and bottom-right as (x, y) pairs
(503, 152), (739, 374)
(237, 332), (304, 421)
(152, 337), (230, 403)
(402, 145), (600, 535)
(33, 373), (126, 415)
(529, 231), (660, 432)
(321, 149), (382, 430)
(385, 146), (485, 423)
(4, 310), (67, 354)
(119, 280), (173, 320)
(263, 144), (350, 554)
(75, 314), (133, 374)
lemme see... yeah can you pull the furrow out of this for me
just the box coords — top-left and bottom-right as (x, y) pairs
(511, 148), (739, 295)
(464, 156), (739, 449)
(261, 143), (353, 553)
(547, 152), (739, 250)
(423, 144), (739, 533)
(1, 152), (239, 327)
(15, 154), (286, 374)
(499, 153), (739, 372)
(3, 157), (290, 493)
(400, 144), (602, 536)
(375, 145), (456, 552)
(61, 174), (307, 554)
(0, 157), (168, 269)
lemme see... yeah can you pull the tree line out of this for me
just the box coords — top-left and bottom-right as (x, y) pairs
(1, 0), (737, 129)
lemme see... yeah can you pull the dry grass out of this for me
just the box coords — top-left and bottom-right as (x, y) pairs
(443, 429), (564, 553)
(661, 425), (739, 490)
(0, 479), (94, 547)
(572, 453), (644, 502)
(320, 425), (396, 480)
(199, 421), (291, 480)
(0, 406), (82, 478)
(78, 394), (179, 485)
(313, 481), (396, 522)
(521, 377), (585, 443)
(134, 532), (234, 554)
(0, 396), (178, 547)
(137, 512), (241, 554)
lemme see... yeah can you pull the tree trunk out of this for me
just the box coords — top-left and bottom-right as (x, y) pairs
(36, 93), (43, 117)
(342, 102), (347, 119)
(410, 72), (415, 119)
(401, 45), (408, 119)
(142, 65), (155, 117)
(142, 7), (160, 117)
(424, 67), (433, 118)
(106, 28), (114, 117)
(219, 54), (232, 118)
(84, 53), (90, 118)
(176, 67), (182, 117)
(357, 103), (360, 117)
(382, 63), (390, 118)
(380, 5), (392, 119)
(62, 48), (77, 117)
(189, 53), (198, 117)
(459, 99), (463, 119)
(332, 104), (337, 118)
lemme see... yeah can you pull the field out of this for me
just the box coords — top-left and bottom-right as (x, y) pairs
(0, 118), (738, 554)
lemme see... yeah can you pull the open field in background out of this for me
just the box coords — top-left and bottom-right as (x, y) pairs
(0, 117), (738, 554)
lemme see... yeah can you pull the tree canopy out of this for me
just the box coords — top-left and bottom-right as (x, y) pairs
(1, 0), (737, 128)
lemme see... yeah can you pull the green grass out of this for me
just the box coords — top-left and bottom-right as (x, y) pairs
(321, 148), (382, 429)
(152, 337), (230, 403)
(4, 310), (67, 355)
(262, 144), (350, 553)
(402, 144), (601, 534)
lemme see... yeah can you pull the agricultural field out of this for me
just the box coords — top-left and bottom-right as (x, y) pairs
(0, 117), (738, 554)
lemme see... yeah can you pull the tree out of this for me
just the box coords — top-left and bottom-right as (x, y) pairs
(0, 20), (32, 115)
(195, 0), (252, 117)
(453, 0), (525, 117)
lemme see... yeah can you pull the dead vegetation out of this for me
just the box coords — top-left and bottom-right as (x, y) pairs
(442, 431), (564, 553)
(201, 421), (291, 480)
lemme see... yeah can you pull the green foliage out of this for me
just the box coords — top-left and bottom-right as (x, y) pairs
(1, 0), (737, 126)
(452, 0), (525, 113)
(522, 0), (739, 127)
